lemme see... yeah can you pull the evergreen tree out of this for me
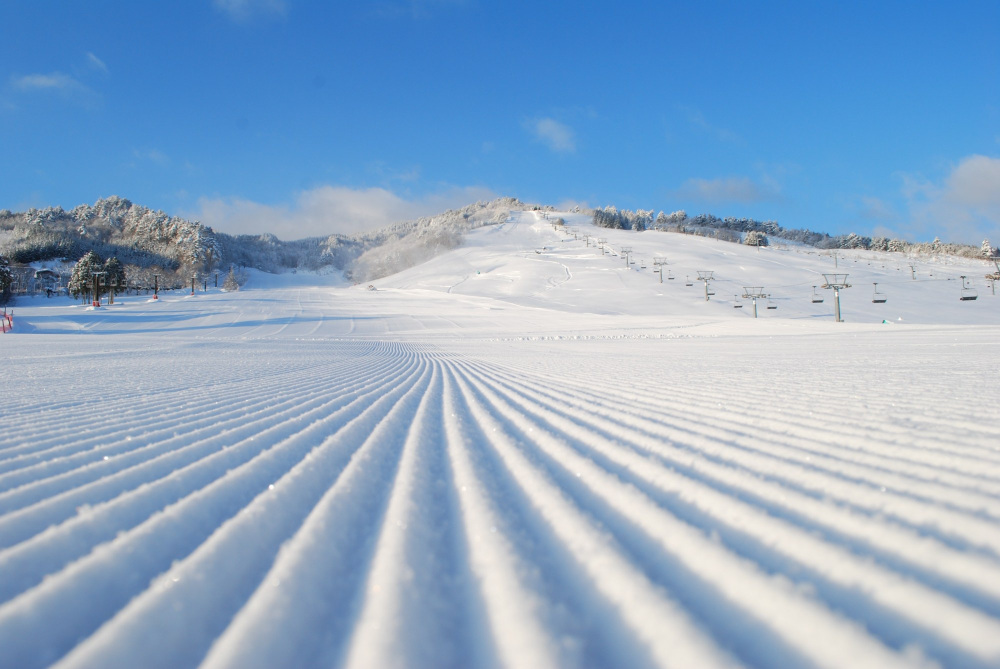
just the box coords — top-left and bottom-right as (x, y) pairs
(68, 251), (103, 302)
(222, 267), (240, 291)
(0, 254), (12, 305)
(104, 256), (127, 303)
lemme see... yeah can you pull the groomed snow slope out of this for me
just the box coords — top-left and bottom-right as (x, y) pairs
(2, 211), (1000, 668)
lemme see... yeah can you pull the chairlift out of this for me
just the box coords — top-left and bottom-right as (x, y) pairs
(766, 297), (777, 310)
(960, 276), (978, 301)
(667, 270), (674, 280)
(733, 295), (743, 308)
(872, 282), (887, 304)
(811, 286), (824, 303)
(684, 276), (693, 286)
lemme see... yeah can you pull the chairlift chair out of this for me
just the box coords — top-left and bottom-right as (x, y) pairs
(733, 295), (743, 308)
(685, 276), (693, 286)
(766, 297), (777, 310)
(811, 286), (824, 303)
(960, 276), (978, 301)
(872, 282), (887, 304)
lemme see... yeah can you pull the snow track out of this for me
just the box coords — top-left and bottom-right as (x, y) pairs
(2, 326), (1000, 668)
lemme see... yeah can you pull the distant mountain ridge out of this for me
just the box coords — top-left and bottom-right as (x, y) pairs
(4, 196), (992, 286)
(0, 196), (534, 282)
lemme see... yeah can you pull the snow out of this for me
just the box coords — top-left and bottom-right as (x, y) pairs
(1, 211), (999, 668)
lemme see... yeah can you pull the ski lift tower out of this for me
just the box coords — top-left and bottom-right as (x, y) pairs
(620, 247), (633, 267)
(90, 270), (107, 308)
(988, 257), (1000, 296)
(697, 270), (714, 301)
(653, 257), (668, 283)
(821, 273), (851, 322)
(597, 238), (608, 255)
(742, 286), (765, 318)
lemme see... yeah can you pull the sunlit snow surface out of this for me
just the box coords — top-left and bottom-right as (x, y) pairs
(2, 212), (1000, 668)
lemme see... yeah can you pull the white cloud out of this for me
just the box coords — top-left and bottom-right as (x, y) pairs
(214, 0), (287, 22)
(531, 118), (576, 153)
(902, 155), (1000, 244)
(12, 72), (83, 92)
(944, 155), (1000, 208)
(675, 176), (775, 204)
(9, 72), (98, 106)
(86, 52), (108, 74)
(191, 184), (497, 240)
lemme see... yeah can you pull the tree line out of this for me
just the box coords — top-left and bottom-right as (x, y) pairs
(591, 206), (997, 258)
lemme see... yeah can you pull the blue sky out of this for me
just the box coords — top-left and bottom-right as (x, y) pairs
(2, 1), (998, 244)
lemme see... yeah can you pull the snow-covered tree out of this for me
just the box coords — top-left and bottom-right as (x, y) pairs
(633, 209), (654, 232)
(744, 230), (768, 246)
(222, 267), (240, 291)
(0, 254), (12, 304)
(104, 256), (127, 303)
(887, 238), (907, 253)
(666, 210), (687, 225)
(68, 251), (103, 302)
(982, 239), (997, 258)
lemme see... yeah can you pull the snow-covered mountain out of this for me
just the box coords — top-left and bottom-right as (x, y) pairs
(0, 196), (536, 283)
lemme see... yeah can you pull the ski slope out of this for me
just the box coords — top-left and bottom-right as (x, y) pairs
(2, 211), (1000, 668)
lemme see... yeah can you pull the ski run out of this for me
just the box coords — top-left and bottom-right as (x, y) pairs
(2, 211), (1000, 668)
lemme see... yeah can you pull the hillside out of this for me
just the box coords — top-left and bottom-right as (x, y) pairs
(0, 196), (532, 287)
